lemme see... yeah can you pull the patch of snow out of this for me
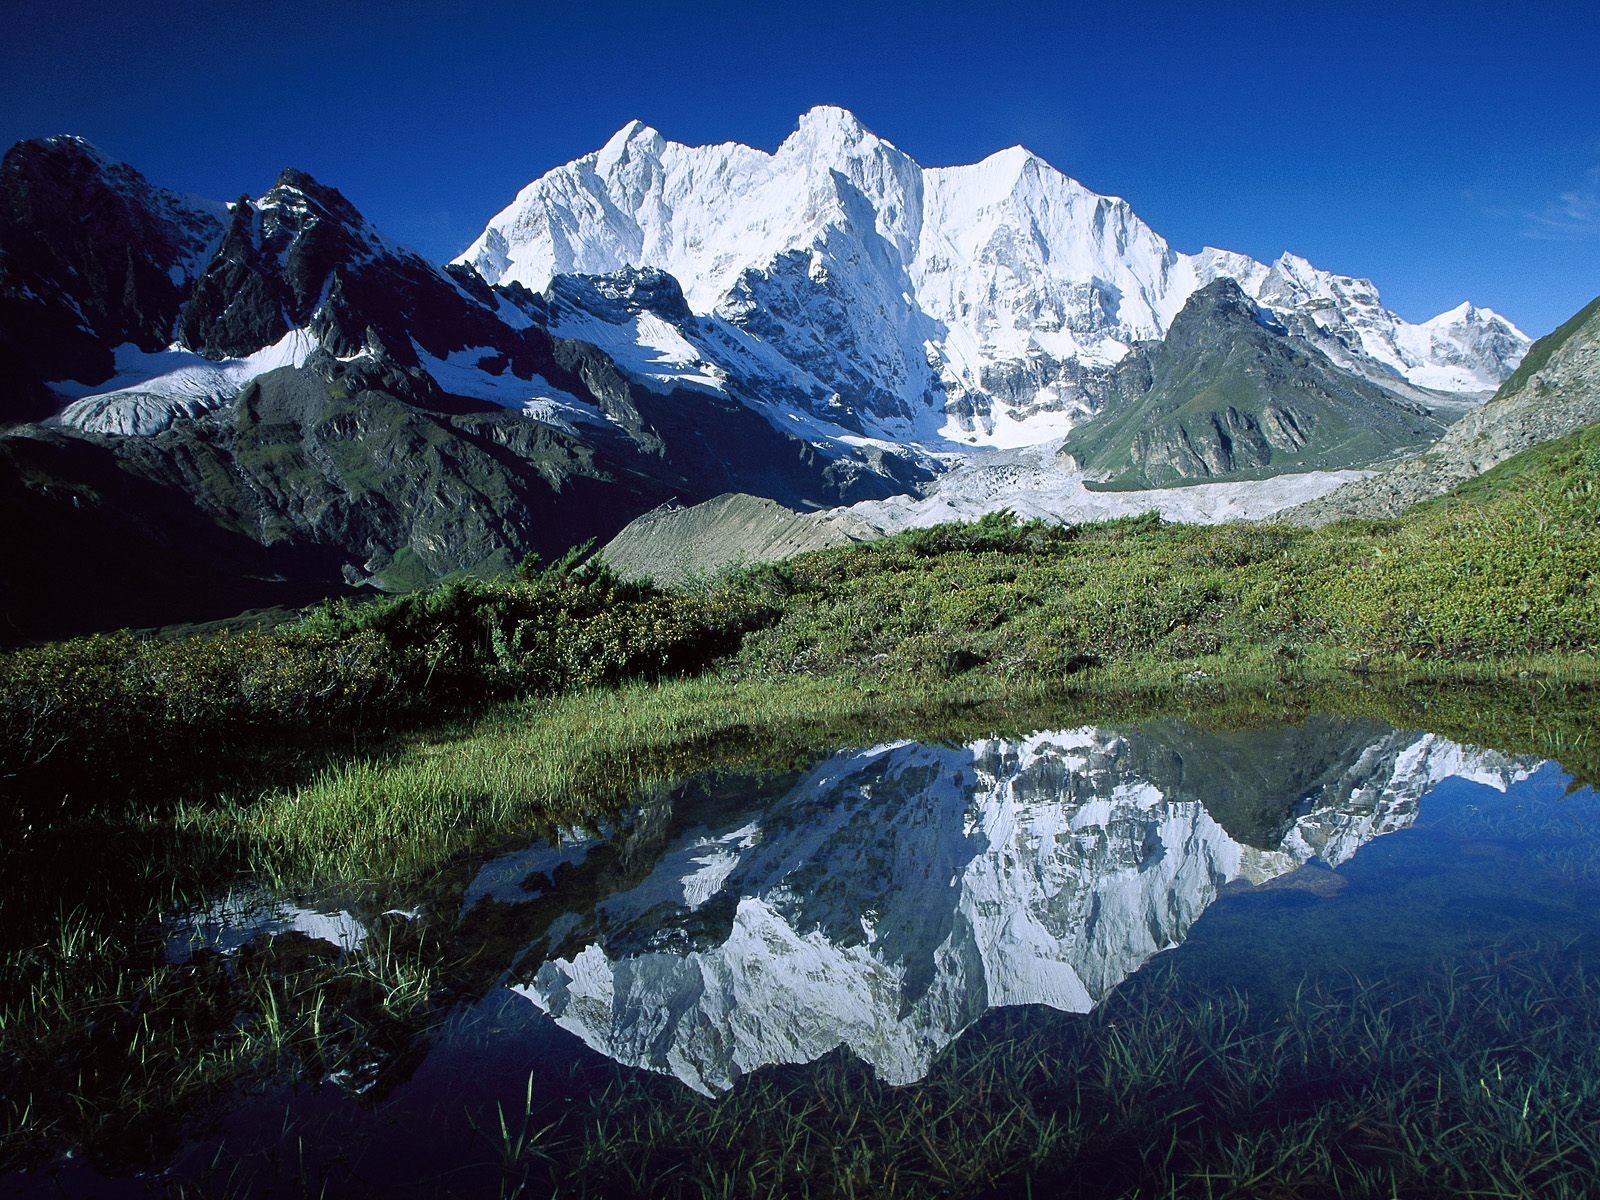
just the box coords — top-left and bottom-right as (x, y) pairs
(52, 330), (316, 436)
(549, 305), (726, 395)
(835, 440), (1368, 535)
(414, 343), (616, 431)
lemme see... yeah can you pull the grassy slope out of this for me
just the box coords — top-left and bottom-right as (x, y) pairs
(1494, 293), (1600, 399)
(177, 421), (1600, 883)
(735, 419), (1600, 678)
(2, 418), (1597, 881)
(1065, 338), (1438, 488)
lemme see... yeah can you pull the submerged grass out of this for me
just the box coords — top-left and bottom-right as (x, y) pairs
(514, 938), (1600, 1200)
(0, 902), (441, 1176)
(171, 665), (1600, 888)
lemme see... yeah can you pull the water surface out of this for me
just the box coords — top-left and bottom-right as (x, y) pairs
(8, 714), (1599, 1197)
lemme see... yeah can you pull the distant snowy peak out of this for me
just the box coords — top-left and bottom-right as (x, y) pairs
(460, 105), (920, 312)
(458, 107), (1529, 446)
(1246, 252), (1529, 393)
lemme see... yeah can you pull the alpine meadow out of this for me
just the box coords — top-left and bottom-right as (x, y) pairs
(2, 4), (1599, 1197)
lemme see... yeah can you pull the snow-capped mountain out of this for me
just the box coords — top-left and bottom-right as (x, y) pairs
(459, 107), (1529, 447)
(507, 725), (1532, 1093)
(0, 136), (932, 640)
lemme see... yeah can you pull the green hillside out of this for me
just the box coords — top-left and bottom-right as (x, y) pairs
(1062, 279), (1446, 488)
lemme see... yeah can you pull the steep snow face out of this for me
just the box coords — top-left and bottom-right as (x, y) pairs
(1251, 254), (1527, 393)
(459, 108), (1529, 447)
(511, 726), (1533, 1093)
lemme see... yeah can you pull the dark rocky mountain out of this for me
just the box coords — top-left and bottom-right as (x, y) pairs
(1059, 280), (1450, 488)
(0, 139), (927, 643)
(0, 136), (225, 423)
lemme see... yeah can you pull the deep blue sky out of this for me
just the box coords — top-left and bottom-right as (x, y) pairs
(3, 0), (1595, 334)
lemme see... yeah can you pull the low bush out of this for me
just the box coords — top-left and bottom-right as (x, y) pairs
(0, 556), (777, 817)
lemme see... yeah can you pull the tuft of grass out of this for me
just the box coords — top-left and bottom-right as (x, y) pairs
(516, 939), (1600, 1199)
(0, 904), (441, 1176)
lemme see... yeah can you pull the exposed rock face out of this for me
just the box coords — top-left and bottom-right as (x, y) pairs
(1058, 280), (1449, 487)
(0, 143), (930, 641)
(1288, 295), (1600, 523)
(495, 722), (1532, 1093)
(0, 136), (225, 422)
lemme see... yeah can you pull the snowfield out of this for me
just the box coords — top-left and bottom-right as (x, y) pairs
(831, 440), (1371, 536)
(459, 106), (1529, 447)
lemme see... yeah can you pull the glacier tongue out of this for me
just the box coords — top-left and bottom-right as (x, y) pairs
(457, 106), (1530, 448)
(511, 725), (1534, 1094)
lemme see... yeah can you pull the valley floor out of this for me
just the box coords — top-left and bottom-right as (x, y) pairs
(4, 419), (1599, 863)
(2, 422), (1598, 1196)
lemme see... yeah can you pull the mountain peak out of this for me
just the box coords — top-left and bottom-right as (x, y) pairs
(1272, 251), (1317, 278)
(1168, 276), (1265, 333)
(797, 104), (866, 133)
(992, 144), (1037, 163)
(452, 114), (1530, 433)
(20, 133), (115, 167)
(598, 118), (664, 163)
(785, 105), (884, 154)
(261, 168), (366, 228)
(977, 144), (1039, 174)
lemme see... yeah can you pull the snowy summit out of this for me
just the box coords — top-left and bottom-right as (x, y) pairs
(457, 106), (1530, 448)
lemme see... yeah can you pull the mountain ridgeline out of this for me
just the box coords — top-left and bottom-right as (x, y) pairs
(0, 111), (1546, 641)
(1289, 293), (1600, 523)
(0, 136), (931, 641)
(1059, 280), (1449, 488)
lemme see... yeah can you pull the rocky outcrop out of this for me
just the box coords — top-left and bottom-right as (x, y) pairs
(0, 136), (225, 423)
(1288, 294), (1600, 523)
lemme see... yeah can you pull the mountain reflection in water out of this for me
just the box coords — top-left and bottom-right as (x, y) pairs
(490, 721), (1531, 1093)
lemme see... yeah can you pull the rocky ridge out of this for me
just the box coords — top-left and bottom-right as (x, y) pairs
(1289, 294), (1600, 523)
(460, 107), (1529, 445)
(1059, 279), (1450, 487)
(0, 137), (928, 641)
